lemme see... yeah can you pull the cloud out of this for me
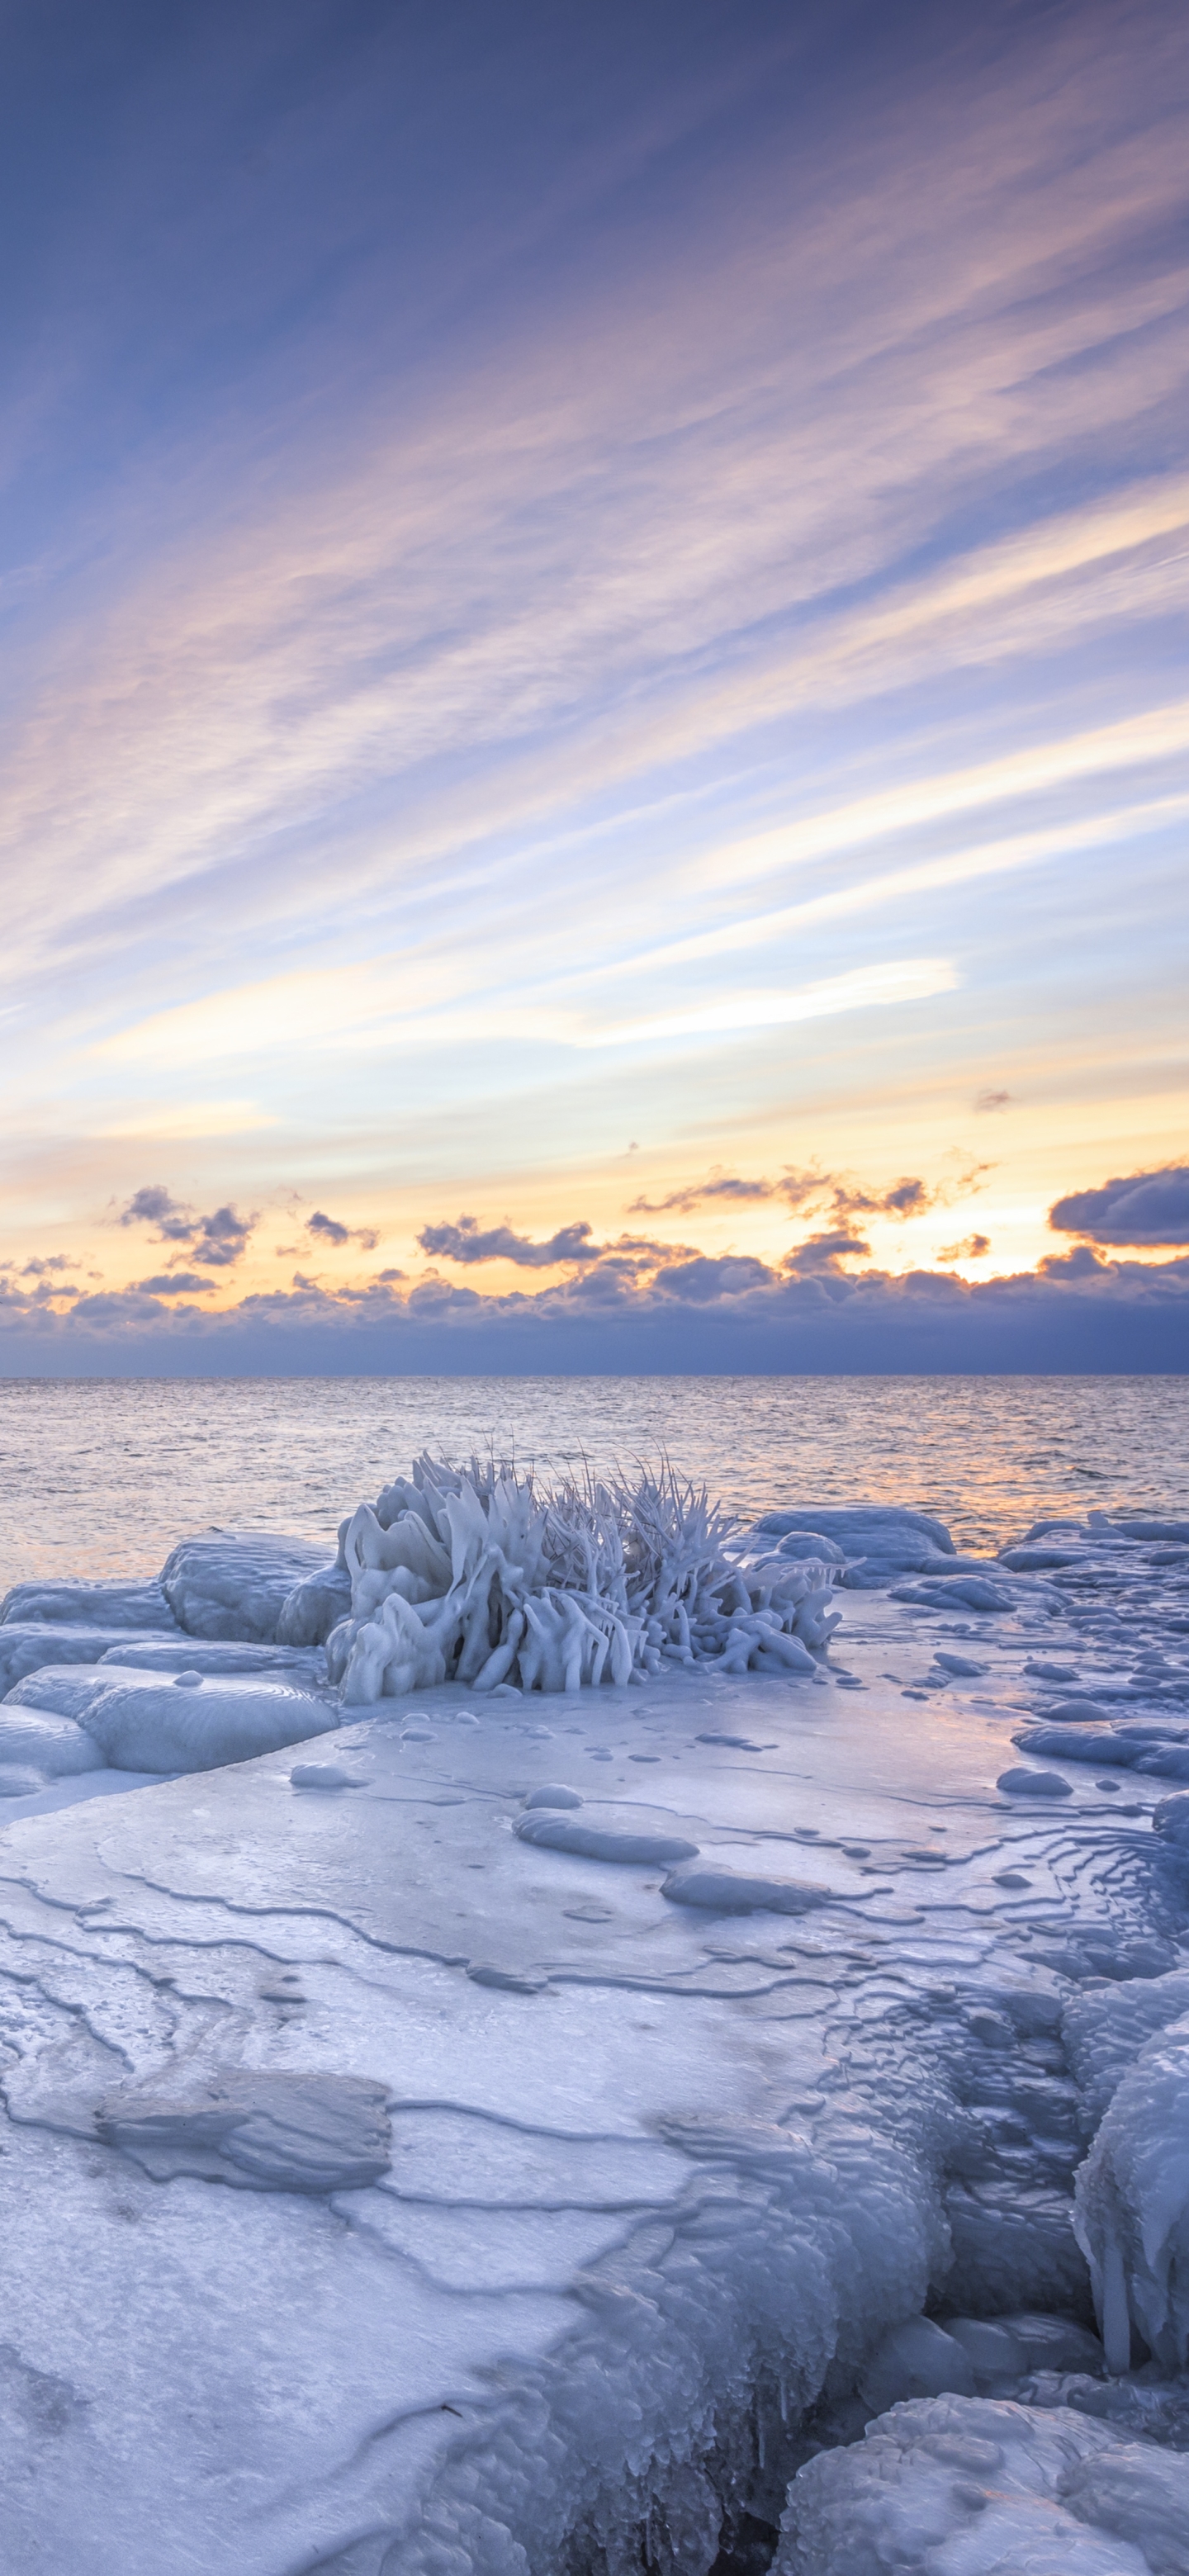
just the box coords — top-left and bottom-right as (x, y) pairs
(307, 1210), (381, 1251)
(937, 1234), (991, 1264)
(1, 1242), (1186, 1378)
(118, 1185), (195, 1243)
(976, 1091), (1011, 1112)
(582, 960), (959, 1049)
(418, 1215), (602, 1268)
(651, 1253), (778, 1300)
(629, 1173), (776, 1215)
(20, 1255), (78, 1276)
(135, 1272), (218, 1295)
(1049, 1167), (1189, 1248)
(117, 1186), (257, 1267)
(782, 1229), (872, 1274)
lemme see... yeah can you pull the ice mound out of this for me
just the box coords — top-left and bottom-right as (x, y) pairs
(96, 2072), (391, 2191)
(515, 1808), (699, 1864)
(0, 1578), (178, 1630)
(97, 1636), (326, 1679)
(0, 1622), (183, 1697)
(754, 1503), (962, 1588)
(1016, 1721), (1189, 1782)
(159, 1529), (343, 1641)
(0, 1702), (105, 1778)
(66, 1674), (338, 1773)
(1074, 2014), (1189, 2371)
(325, 1455), (841, 1703)
(775, 2390), (1189, 2574)
(661, 1860), (833, 1913)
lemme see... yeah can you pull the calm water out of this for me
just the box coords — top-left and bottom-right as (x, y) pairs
(0, 1376), (1186, 1591)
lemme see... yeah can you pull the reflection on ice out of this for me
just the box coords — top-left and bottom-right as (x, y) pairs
(0, 1485), (1185, 2568)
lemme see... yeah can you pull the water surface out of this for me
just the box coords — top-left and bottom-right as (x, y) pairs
(1, 1374), (1185, 1588)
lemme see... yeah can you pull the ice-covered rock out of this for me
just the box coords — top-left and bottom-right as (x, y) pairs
(97, 1636), (326, 1680)
(159, 1530), (335, 1642)
(0, 1622), (183, 1698)
(661, 1859), (834, 1913)
(0, 1578), (178, 1630)
(756, 1503), (960, 1588)
(79, 1674), (339, 1773)
(775, 2391), (1189, 2575)
(1074, 2013), (1189, 2371)
(0, 1702), (106, 1777)
(515, 1809), (699, 1864)
(276, 1551), (353, 1646)
(858, 2315), (976, 2413)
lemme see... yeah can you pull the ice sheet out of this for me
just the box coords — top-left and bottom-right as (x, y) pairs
(0, 1499), (1183, 2572)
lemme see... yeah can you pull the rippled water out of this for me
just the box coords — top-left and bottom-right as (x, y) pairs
(0, 1374), (1185, 1590)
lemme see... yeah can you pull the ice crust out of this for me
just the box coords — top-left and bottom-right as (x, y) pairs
(0, 1491), (1186, 2570)
(775, 2391), (1189, 2574)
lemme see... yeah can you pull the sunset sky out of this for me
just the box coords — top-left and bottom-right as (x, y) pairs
(1, 0), (1186, 1371)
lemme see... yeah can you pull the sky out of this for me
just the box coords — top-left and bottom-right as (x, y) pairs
(0, 0), (1186, 1374)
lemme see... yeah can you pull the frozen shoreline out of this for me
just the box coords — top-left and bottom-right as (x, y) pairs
(0, 1488), (1187, 2571)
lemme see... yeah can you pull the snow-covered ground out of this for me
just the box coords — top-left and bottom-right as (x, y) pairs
(0, 1480), (1187, 2574)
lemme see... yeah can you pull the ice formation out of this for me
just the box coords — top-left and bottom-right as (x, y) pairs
(328, 1456), (842, 1705)
(0, 1487), (1185, 2570)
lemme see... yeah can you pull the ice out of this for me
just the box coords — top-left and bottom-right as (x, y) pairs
(328, 1455), (841, 1702)
(0, 1622), (183, 1695)
(98, 1636), (326, 1679)
(514, 1807), (699, 1863)
(0, 1485), (1184, 2569)
(1074, 2014), (1189, 2370)
(159, 1529), (343, 1641)
(79, 1673), (339, 1773)
(997, 1764), (1075, 1797)
(4, 1661), (337, 1774)
(858, 2316), (976, 2412)
(0, 1578), (178, 1629)
(0, 1702), (106, 1776)
(661, 1859), (835, 1913)
(92, 2072), (392, 2192)
(775, 2392), (1189, 2574)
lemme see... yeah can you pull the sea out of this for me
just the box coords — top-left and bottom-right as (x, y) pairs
(0, 1372), (1186, 1589)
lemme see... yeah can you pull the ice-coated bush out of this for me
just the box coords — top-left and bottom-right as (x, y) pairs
(324, 1453), (842, 1702)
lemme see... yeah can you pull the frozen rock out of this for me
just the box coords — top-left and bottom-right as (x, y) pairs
(80, 1674), (339, 1773)
(159, 1531), (334, 1642)
(0, 1623), (183, 1698)
(0, 1579), (178, 1630)
(0, 1702), (106, 1777)
(660, 1860), (832, 1914)
(1154, 1793), (1189, 1851)
(523, 1783), (584, 1808)
(95, 2072), (391, 2192)
(936, 2313), (1027, 2384)
(276, 1555), (353, 1646)
(932, 1651), (987, 1677)
(775, 2391), (1189, 2576)
(756, 1503), (959, 1589)
(515, 1811), (699, 1864)
(5, 1662), (168, 1725)
(290, 1763), (363, 1790)
(98, 1636), (325, 1680)
(1074, 2012), (1189, 2370)
(1000, 2313), (1106, 2375)
(894, 1575), (1018, 1612)
(997, 1765), (1073, 1797)
(859, 2315), (976, 2413)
